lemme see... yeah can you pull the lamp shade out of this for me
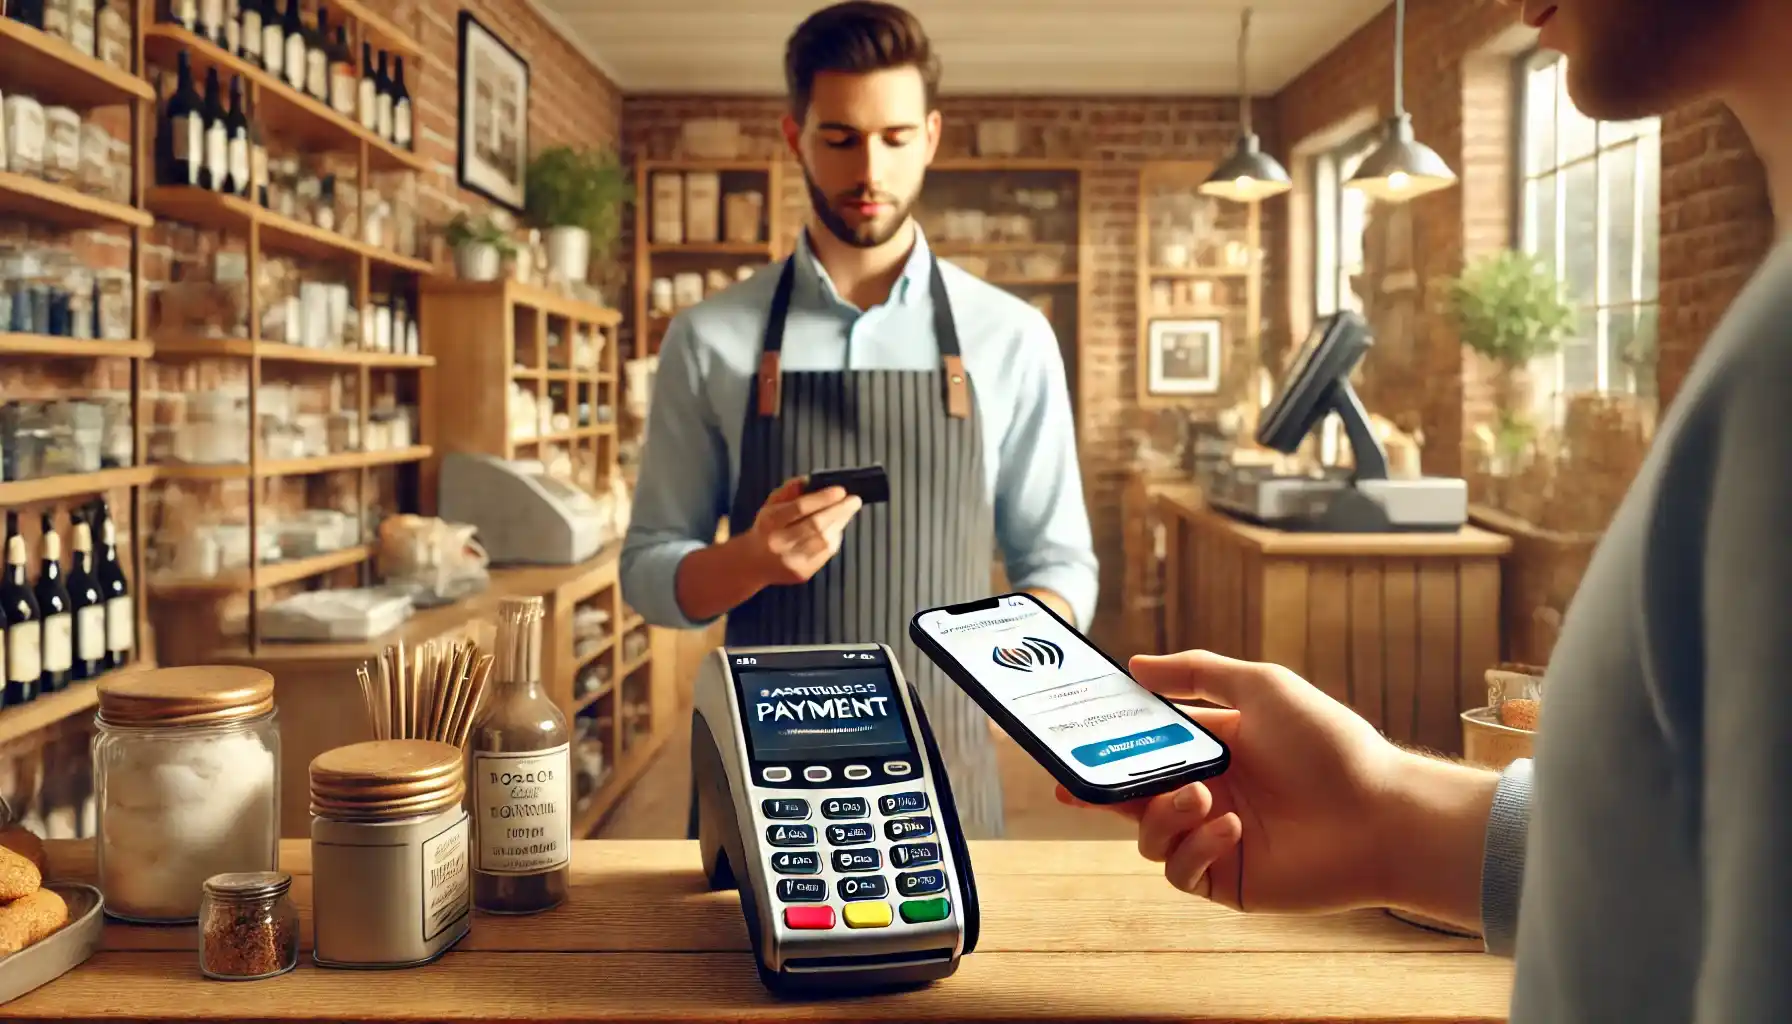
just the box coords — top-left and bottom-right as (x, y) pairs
(1198, 132), (1292, 202)
(1345, 113), (1456, 202)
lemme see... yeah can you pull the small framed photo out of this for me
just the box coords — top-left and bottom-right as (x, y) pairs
(1145, 318), (1223, 396)
(457, 11), (530, 211)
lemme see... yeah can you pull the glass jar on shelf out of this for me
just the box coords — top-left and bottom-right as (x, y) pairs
(198, 871), (299, 981)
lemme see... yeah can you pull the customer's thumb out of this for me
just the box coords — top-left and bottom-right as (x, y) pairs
(1130, 650), (1266, 710)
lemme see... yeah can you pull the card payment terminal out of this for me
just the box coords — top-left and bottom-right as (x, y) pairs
(691, 643), (979, 994)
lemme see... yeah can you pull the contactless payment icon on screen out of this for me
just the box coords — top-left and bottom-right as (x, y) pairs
(990, 636), (1063, 673)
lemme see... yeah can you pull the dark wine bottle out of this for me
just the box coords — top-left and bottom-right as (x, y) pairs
(392, 57), (412, 150)
(259, 0), (283, 79)
(328, 24), (355, 117)
(358, 42), (378, 132)
(197, 0), (224, 48)
(238, 0), (262, 65)
(249, 90), (269, 207)
(375, 50), (393, 143)
(305, 5), (329, 103)
(225, 74), (250, 197)
(34, 512), (71, 695)
(280, 0), (305, 93)
(165, 0), (197, 30)
(91, 501), (132, 671)
(201, 66), (226, 191)
(67, 513), (104, 682)
(1, 512), (41, 707)
(161, 50), (204, 187)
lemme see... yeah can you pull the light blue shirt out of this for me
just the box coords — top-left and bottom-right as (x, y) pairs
(620, 227), (1099, 631)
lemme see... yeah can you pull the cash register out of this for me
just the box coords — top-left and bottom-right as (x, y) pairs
(436, 452), (604, 565)
(1205, 310), (1468, 532)
(691, 643), (978, 995)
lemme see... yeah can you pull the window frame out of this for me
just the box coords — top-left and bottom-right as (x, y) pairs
(1310, 127), (1381, 320)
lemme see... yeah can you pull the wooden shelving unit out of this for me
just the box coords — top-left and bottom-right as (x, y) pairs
(915, 159), (1091, 435)
(0, 9), (162, 763)
(139, 3), (436, 652)
(1135, 161), (1263, 409)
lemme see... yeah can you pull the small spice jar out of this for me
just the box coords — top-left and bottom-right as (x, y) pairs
(309, 740), (471, 969)
(94, 667), (281, 924)
(199, 871), (299, 981)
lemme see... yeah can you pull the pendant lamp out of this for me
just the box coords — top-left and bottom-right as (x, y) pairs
(1345, 0), (1456, 202)
(1199, 7), (1291, 202)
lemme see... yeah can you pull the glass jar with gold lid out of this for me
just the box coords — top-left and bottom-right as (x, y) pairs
(93, 666), (281, 923)
(309, 739), (472, 968)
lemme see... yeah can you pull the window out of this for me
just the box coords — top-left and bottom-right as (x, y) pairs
(1518, 51), (1660, 419)
(1311, 128), (1381, 318)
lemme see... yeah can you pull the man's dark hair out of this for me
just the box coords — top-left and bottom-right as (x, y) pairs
(784, 2), (941, 121)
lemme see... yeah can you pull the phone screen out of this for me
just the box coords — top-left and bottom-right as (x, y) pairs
(914, 595), (1226, 789)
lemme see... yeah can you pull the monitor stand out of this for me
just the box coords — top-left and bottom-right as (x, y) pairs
(1205, 380), (1468, 533)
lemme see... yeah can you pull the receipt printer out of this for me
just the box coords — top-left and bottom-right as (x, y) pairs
(691, 644), (979, 995)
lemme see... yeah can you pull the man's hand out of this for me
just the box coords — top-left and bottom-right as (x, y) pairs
(1058, 650), (1498, 929)
(740, 477), (863, 587)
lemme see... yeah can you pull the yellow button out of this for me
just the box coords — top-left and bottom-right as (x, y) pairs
(843, 901), (893, 929)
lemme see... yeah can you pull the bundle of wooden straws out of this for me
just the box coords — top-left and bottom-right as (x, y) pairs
(355, 636), (495, 747)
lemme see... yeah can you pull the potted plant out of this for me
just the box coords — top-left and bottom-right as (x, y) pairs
(444, 211), (517, 282)
(1442, 248), (1576, 461)
(523, 145), (633, 288)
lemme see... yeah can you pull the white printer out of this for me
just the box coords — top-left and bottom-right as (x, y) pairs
(437, 452), (604, 565)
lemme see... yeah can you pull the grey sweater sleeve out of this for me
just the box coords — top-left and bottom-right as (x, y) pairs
(1479, 757), (1533, 957)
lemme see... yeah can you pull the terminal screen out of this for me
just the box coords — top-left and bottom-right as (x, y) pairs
(732, 656), (917, 765)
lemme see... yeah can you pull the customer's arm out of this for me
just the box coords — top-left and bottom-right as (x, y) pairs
(992, 309), (1098, 629)
(619, 317), (739, 629)
(1694, 346), (1792, 1021)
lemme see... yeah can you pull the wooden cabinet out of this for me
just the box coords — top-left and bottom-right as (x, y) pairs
(1158, 492), (1510, 755)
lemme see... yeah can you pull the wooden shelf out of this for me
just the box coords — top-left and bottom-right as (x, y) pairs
(154, 336), (433, 368)
(1147, 266), (1253, 279)
(647, 242), (772, 256)
(639, 159), (774, 173)
(571, 681), (614, 715)
(148, 543), (374, 595)
(935, 241), (1073, 254)
(0, 465), (157, 506)
(334, 0), (425, 59)
(0, 18), (154, 110)
(930, 158), (1093, 172)
(143, 26), (424, 172)
(422, 279), (622, 326)
(0, 170), (152, 230)
(0, 660), (158, 747)
(574, 719), (674, 838)
(157, 446), (432, 481)
(986, 276), (1078, 287)
(145, 186), (434, 274)
(0, 335), (151, 358)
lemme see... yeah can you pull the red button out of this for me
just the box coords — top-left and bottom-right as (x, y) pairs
(783, 906), (836, 930)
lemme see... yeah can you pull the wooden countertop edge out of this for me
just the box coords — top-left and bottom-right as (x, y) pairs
(1155, 490), (1514, 558)
(210, 545), (624, 667)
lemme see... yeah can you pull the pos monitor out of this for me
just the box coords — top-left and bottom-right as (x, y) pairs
(1205, 311), (1468, 532)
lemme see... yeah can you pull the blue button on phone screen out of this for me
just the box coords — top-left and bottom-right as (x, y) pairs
(1070, 723), (1193, 767)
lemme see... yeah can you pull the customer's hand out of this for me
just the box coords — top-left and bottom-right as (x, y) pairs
(741, 477), (863, 587)
(1058, 650), (1496, 925)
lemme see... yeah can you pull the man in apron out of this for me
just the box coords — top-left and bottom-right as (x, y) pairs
(620, 0), (1097, 839)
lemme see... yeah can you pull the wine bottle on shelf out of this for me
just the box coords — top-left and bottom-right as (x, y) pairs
(305, 6), (330, 104)
(91, 501), (132, 671)
(375, 50), (393, 143)
(238, 0), (262, 65)
(34, 513), (71, 696)
(259, 0), (283, 79)
(225, 74), (249, 198)
(160, 50), (203, 187)
(1, 513), (41, 708)
(201, 66), (226, 191)
(249, 90), (269, 207)
(357, 42), (378, 132)
(328, 24), (356, 117)
(10, 0), (44, 30)
(165, 0), (197, 31)
(224, 0), (242, 55)
(197, 0), (222, 43)
(392, 57), (412, 150)
(280, 0), (305, 93)
(67, 513), (104, 683)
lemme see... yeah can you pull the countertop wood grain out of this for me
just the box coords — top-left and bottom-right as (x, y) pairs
(7, 840), (1514, 1022)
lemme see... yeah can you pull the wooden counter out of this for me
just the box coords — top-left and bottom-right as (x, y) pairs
(210, 546), (680, 839)
(14, 839), (1513, 1023)
(1158, 490), (1511, 755)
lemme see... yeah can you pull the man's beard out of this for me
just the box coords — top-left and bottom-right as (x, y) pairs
(802, 164), (915, 249)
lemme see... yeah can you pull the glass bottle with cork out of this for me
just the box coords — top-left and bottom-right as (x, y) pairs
(469, 596), (571, 914)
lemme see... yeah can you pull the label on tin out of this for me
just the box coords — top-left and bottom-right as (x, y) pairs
(472, 744), (572, 875)
(420, 813), (470, 942)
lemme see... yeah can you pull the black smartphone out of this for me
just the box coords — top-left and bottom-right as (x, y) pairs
(910, 592), (1229, 805)
(804, 464), (889, 505)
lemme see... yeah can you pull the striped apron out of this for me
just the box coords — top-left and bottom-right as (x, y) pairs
(686, 253), (1004, 839)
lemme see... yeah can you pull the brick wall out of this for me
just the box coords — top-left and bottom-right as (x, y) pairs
(621, 95), (1280, 646)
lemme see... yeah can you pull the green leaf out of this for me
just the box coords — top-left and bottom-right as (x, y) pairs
(1441, 249), (1577, 368)
(523, 146), (636, 257)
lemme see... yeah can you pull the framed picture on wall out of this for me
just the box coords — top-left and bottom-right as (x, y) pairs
(1145, 318), (1223, 396)
(457, 11), (530, 211)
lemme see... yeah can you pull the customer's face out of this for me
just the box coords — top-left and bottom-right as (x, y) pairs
(1514, 0), (1747, 119)
(784, 66), (940, 249)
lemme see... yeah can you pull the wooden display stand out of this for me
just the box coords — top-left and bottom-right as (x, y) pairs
(1157, 490), (1511, 756)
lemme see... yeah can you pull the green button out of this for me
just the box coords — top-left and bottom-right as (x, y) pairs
(899, 897), (951, 924)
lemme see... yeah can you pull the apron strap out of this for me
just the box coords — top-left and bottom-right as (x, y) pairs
(753, 250), (972, 419)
